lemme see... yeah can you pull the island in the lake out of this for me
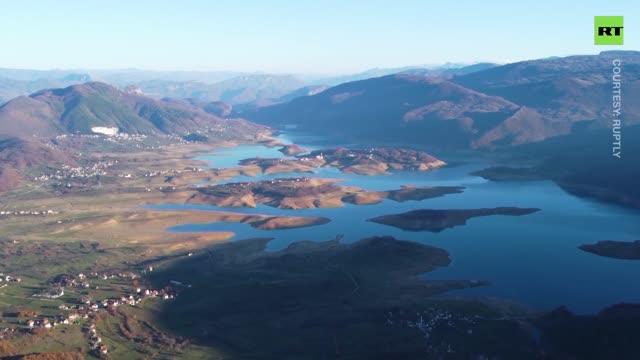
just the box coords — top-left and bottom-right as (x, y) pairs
(367, 207), (541, 232)
(239, 147), (446, 176)
(188, 177), (464, 209)
(579, 240), (640, 260)
(302, 147), (447, 175)
(278, 143), (310, 156)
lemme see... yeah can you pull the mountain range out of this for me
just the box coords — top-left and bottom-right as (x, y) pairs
(312, 62), (498, 85)
(0, 74), (92, 105)
(1, 52), (638, 205)
(3, 53), (638, 151)
(0, 71), (310, 107)
(131, 74), (309, 105)
(0, 82), (266, 138)
(0, 63), (494, 106)
(246, 51), (640, 150)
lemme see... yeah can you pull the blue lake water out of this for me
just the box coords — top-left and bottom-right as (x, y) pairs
(150, 132), (640, 314)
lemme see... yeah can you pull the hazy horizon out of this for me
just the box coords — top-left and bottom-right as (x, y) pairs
(0, 60), (505, 77)
(2, 0), (638, 73)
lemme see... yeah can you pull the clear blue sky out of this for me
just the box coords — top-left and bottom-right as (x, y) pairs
(1, 0), (638, 74)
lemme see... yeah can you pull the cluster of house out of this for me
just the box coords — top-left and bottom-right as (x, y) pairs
(144, 167), (204, 178)
(165, 134), (194, 143)
(55, 133), (147, 141)
(87, 323), (109, 356)
(86, 271), (140, 281)
(113, 139), (154, 150)
(264, 177), (310, 185)
(299, 150), (383, 163)
(26, 311), (87, 330)
(0, 327), (16, 341)
(0, 273), (21, 289)
(34, 161), (117, 182)
(0, 209), (60, 217)
(34, 271), (144, 300)
(49, 287), (175, 318)
(53, 271), (141, 291)
(24, 283), (177, 355)
(218, 177), (312, 190)
(0, 273), (23, 284)
(14, 259), (189, 348)
(387, 308), (478, 344)
(74, 287), (176, 310)
(56, 132), (168, 152)
(108, 132), (147, 141)
(299, 153), (325, 161)
(22, 306), (105, 356)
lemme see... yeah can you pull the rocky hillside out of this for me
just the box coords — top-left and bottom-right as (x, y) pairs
(247, 51), (640, 150)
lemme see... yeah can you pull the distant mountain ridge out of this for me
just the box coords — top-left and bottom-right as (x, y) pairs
(133, 74), (308, 105)
(0, 68), (243, 84)
(161, 98), (234, 117)
(0, 63), (497, 106)
(0, 74), (93, 105)
(246, 51), (640, 149)
(312, 62), (497, 85)
(0, 70), (311, 106)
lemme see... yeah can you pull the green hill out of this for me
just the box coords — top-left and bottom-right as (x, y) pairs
(0, 82), (268, 139)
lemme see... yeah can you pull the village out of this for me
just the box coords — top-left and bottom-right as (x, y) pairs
(0, 209), (61, 218)
(387, 308), (481, 356)
(33, 161), (118, 182)
(143, 166), (204, 179)
(52, 127), (235, 152)
(29, 145), (206, 186)
(0, 261), (187, 358)
(0, 273), (23, 289)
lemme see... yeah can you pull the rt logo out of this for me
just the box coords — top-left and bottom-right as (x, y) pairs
(595, 16), (624, 45)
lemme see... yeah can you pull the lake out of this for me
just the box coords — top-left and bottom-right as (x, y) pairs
(148, 132), (640, 314)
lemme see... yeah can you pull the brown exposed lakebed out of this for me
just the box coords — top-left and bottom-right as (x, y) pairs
(189, 177), (464, 209)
